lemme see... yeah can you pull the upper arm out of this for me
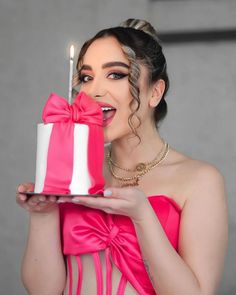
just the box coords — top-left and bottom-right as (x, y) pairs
(178, 164), (228, 294)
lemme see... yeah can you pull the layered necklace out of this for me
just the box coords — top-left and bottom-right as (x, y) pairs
(107, 141), (170, 187)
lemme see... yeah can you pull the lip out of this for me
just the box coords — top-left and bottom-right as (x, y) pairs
(102, 110), (116, 127)
(96, 102), (117, 127)
(96, 101), (115, 108)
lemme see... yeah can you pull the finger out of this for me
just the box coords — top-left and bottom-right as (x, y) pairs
(17, 184), (26, 193)
(38, 201), (48, 207)
(61, 196), (73, 203)
(56, 196), (71, 203)
(17, 182), (34, 193)
(16, 193), (27, 204)
(16, 195), (30, 210)
(103, 187), (130, 199)
(16, 184), (32, 205)
(71, 196), (105, 207)
(38, 195), (46, 202)
(48, 195), (57, 203)
(16, 192), (26, 201)
(28, 205), (42, 212)
(27, 196), (40, 206)
(71, 196), (124, 211)
(103, 188), (113, 197)
(27, 194), (48, 206)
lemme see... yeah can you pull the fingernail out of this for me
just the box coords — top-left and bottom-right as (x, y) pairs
(104, 189), (112, 197)
(20, 195), (26, 201)
(71, 198), (80, 203)
(18, 185), (25, 193)
(57, 199), (65, 203)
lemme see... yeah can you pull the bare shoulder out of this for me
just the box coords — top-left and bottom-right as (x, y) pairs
(170, 149), (226, 207)
(174, 152), (228, 292)
(182, 156), (224, 189)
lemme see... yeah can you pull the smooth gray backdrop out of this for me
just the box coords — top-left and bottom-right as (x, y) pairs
(1, 0), (235, 294)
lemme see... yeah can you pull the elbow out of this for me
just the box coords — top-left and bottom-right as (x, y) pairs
(197, 281), (218, 295)
(22, 282), (65, 295)
(21, 271), (66, 295)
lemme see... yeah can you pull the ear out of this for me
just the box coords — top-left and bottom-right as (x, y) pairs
(149, 79), (165, 108)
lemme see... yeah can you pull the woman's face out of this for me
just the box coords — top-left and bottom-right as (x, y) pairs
(78, 36), (153, 143)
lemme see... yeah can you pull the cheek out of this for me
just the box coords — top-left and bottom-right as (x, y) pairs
(104, 120), (131, 143)
(79, 84), (88, 93)
(115, 104), (140, 136)
(110, 78), (131, 101)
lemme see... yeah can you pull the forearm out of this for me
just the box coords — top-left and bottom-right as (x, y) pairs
(22, 208), (66, 295)
(133, 207), (202, 295)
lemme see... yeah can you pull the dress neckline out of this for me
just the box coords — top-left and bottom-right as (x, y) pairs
(147, 195), (182, 212)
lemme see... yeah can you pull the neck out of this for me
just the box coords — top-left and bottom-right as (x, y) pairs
(109, 125), (165, 169)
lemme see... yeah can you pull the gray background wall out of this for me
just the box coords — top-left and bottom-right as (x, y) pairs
(0, 0), (235, 294)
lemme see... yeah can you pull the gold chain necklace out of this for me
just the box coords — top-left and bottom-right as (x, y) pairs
(108, 141), (168, 172)
(107, 141), (169, 187)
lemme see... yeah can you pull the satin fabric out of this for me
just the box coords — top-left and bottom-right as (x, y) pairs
(42, 92), (103, 125)
(40, 92), (105, 194)
(60, 195), (181, 294)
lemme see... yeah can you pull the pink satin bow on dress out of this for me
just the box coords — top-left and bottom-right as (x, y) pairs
(61, 203), (159, 295)
(60, 196), (181, 294)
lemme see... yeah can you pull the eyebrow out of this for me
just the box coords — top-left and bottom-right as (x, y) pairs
(80, 61), (129, 71)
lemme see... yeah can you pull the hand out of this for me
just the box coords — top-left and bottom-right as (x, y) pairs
(71, 187), (153, 223)
(16, 183), (59, 214)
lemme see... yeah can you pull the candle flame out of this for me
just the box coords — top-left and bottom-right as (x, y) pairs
(70, 45), (75, 59)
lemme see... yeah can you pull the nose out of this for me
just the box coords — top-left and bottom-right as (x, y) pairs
(86, 78), (107, 100)
(90, 90), (107, 100)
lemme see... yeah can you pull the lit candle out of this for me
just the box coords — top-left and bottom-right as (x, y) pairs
(68, 44), (75, 104)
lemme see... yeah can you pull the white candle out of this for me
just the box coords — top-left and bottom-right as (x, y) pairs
(68, 44), (75, 104)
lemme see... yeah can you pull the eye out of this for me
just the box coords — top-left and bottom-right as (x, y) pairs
(79, 74), (92, 83)
(108, 72), (128, 80)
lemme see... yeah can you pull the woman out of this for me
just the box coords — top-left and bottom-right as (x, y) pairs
(17, 19), (228, 295)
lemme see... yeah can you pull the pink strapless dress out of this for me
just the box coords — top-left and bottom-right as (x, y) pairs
(60, 195), (181, 295)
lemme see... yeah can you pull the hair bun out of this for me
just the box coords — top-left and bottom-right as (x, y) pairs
(120, 18), (159, 41)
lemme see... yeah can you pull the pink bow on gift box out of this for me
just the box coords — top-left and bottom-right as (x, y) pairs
(42, 92), (103, 125)
(39, 92), (105, 195)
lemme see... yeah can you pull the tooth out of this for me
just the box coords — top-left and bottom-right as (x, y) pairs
(102, 107), (113, 111)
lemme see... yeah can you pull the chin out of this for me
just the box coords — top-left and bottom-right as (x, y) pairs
(103, 129), (115, 144)
(104, 137), (111, 144)
(103, 126), (132, 144)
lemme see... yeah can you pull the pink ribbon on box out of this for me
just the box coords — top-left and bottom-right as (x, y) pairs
(43, 92), (103, 125)
(41, 92), (105, 194)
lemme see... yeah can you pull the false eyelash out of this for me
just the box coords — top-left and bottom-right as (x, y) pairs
(108, 72), (128, 79)
(78, 72), (128, 83)
(78, 74), (92, 83)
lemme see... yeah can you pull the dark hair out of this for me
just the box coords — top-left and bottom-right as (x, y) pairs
(73, 19), (169, 137)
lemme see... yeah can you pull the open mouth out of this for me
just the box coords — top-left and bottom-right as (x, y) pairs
(100, 105), (116, 127)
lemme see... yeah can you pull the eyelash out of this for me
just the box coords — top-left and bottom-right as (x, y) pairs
(79, 72), (128, 83)
(78, 75), (91, 83)
(109, 72), (128, 80)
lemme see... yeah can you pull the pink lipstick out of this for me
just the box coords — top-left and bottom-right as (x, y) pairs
(97, 102), (116, 127)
